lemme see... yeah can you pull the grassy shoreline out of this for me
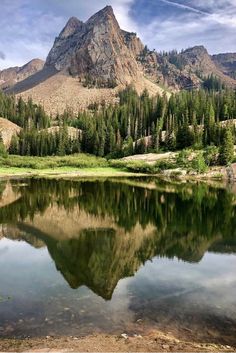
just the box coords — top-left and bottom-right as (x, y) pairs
(0, 153), (234, 181)
(0, 166), (138, 178)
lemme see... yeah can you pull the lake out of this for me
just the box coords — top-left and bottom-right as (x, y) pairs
(0, 177), (235, 346)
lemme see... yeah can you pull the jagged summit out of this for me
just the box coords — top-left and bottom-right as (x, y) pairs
(185, 45), (208, 53)
(88, 5), (114, 18)
(5, 5), (236, 115)
(86, 5), (117, 26)
(44, 5), (143, 85)
(59, 16), (83, 39)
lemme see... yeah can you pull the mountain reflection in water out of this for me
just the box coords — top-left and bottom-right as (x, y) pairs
(0, 178), (236, 345)
(0, 178), (235, 300)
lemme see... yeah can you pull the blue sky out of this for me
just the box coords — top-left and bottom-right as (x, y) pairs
(1, 0), (236, 69)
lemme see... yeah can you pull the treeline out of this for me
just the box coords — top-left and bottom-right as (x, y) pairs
(0, 88), (236, 164)
(9, 127), (80, 157)
(202, 74), (225, 91)
(71, 87), (236, 164)
(0, 94), (50, 129)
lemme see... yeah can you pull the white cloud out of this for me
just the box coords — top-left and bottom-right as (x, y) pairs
(0, 0), (136, 69)
(136, 0), (236, 53)
(158, 0), (209, 15)
(0, 0), (236, 69)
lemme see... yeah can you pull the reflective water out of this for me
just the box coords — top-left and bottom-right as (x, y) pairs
(0, 178), (235, 345)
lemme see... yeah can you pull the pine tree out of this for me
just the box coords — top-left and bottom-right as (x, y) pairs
(0, 135), (7, 157)
(9, 135), (19, 155)
(219, 127), (234, 165)
(123, 136), (134, 156)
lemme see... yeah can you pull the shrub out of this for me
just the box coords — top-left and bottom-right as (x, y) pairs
(191, 152), (208, 173)
(155, 160), (175, 171)
(204, 146), (219, 166)
(176, 149), (191, 168)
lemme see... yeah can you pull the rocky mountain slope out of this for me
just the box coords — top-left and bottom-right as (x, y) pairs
(5, 6), (165, 114)
(154, 46), (236, 89)
(44, 6), (144, 86)
(3, 5), (236, 114)
(0, 59), (44, 90)
(212, 53), (236, 80)
(0, 117), (21, 148)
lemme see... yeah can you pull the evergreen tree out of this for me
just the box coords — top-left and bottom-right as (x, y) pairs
(219, 127), (234, 165)
(9, 135), (19, 155)
(0, 135), (7, 157)
(123, 136), (134, 156)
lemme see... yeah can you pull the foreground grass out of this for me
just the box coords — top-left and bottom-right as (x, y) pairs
(0, 154), (138, 177)
(0, 166), (135, 177)
(0, 154), (108, 169)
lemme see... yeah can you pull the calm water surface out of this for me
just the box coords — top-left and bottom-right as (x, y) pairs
(0, 178), (235, 345)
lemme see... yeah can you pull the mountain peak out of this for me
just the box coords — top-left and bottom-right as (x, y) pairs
(93, 5), (114, 17)
(59, 16), (83, 39)
(86, 5), (118, 27)
(100, 5), (114, 14)
(184, 45), (208, 56)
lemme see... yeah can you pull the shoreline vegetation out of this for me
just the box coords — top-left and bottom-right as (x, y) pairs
(0, 152), (235, 181)
(0, 86), (236, 185)
(1, 87), (236, 170)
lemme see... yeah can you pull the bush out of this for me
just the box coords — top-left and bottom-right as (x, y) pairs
(204, 146), (219, 166)
(191, 152), (208, 173)
(155, 160), (175, 171)
(0, 154), (108, 170)
(125, 161), (156, 174)
(176, 149), (191, 168)
(109, 159), (156, 174)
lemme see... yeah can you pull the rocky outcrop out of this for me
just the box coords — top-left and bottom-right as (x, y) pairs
(121, 30), (144, 57)
(212, 52), (236, 80)
(154, 46), (236, 89)
(5, 5), (236, 111)
(0, 117), (21, 148)
(45, 6), (143, 86)
(0, 59), (44, 90)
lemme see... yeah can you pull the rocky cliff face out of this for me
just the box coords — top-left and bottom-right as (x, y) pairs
(4, 5), (236, 111)
(0, 117), (21, 148)
(212, 53), (236, 80)
(0, 59), (44, 89)
(45, 6), (143, 86)
(153, 46), (236, 89)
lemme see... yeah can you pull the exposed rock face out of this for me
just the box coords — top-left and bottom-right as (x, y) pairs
(122, 30), (144, 57)
(45, 6), (143, 85)
(4, 5), (236, 113)
(0, 59), (44, 89)
(0, 117), (21, 148)
(154, 46), (236, 89)
(212, 53), (236, 80)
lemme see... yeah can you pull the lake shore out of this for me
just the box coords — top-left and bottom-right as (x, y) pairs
(0, 166), (233, 186)
(0, 166), (140, 179)
(1, 331), (235, 352)
(0, 153), (235, 181)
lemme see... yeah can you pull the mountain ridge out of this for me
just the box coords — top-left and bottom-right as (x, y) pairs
(0, 59), (44, 90)
(3, 5), (236, 114)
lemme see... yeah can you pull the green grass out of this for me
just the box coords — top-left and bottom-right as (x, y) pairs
(0, 154), (156, 176)
(0, 148), (233, 178)
(0, 166), (136, 177)
(0, 154), (140, 177)
(0, 154), (108, 170)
